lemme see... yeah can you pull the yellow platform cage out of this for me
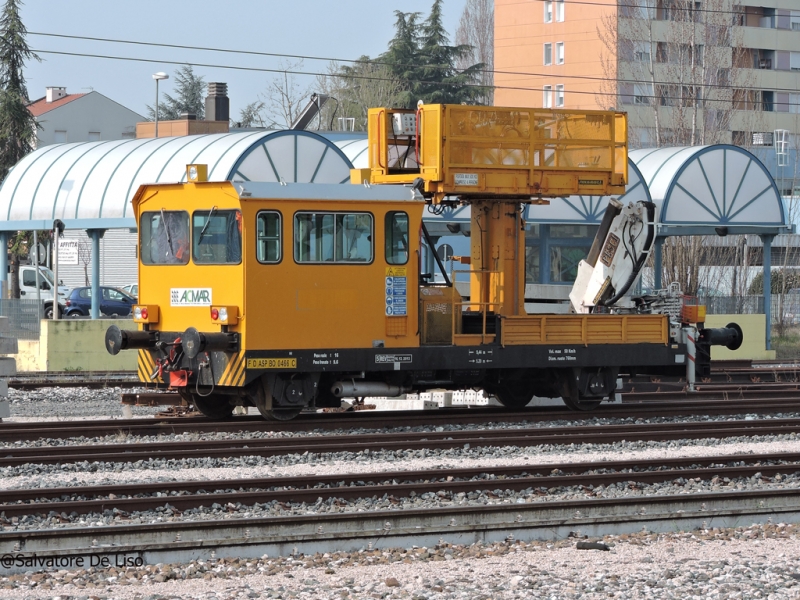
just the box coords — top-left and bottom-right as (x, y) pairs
(353, 104), (628, 202)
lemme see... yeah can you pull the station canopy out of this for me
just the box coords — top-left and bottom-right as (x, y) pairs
(0, 130), (353, 231)
(0, 132), (789, 238)
(629, 145), (788, 235)
(421, 145), (789, 236)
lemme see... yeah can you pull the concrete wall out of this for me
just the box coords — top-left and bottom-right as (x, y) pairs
(706, 314), (776, 361)
(12, 319), (137, 372)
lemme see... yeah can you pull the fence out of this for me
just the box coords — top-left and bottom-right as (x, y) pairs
(0, 299), (41, 340)
(699, 294), (800, 326)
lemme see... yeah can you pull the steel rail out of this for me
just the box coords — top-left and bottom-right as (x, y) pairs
(1, 452), (799, 518)
(2, 488), (800, 574)
(3, 397), (800, 443)
(2, 418), (800, 467)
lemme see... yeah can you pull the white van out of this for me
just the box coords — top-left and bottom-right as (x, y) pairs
(8, 265), (70, 318)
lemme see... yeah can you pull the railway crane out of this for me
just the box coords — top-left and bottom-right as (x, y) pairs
(105, 104), (742, 419)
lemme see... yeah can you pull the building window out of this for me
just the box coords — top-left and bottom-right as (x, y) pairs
(88, 132), (101, 142)
(543, 85), (553, 108)
(544, 43), (553, 66)
(555, 0), (564, 21)
(633, 84), (653, 105)
(634, 42), (651, 63)
(791, 52), (800, 71)
(555, 85), (565, 107)
(556, 42), (564, 64)
(54, 130), (67, 143)
(791, 10), (800, 31)
(295, 212), (373, 263)
(550, 246), (588, 282)
(256, 211), (281, 263)
(790, 93), (800, 114)
(544, 0), (553, 23)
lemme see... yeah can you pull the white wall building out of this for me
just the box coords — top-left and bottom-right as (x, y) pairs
(27, 87), (143, 147)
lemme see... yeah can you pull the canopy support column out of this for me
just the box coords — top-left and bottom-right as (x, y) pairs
(653, 236), (664, 289)
(0, 232), (7, 298)
(87, 229), (105, 319)
(762, 234), (773, 351)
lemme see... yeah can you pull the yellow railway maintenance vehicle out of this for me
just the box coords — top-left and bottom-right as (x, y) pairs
(106, 105), (742, 419)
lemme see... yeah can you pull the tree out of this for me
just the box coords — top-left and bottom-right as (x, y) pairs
(597, 0), (760, 148)
(315, 58), (404, 131)
(0, 0), (40, 298)
(455, 0), (494, 104)
(146, 65), (206, 121)
(260, 60), (309, 129)
(237, 100), (267, 128)
(597, 0), (766, 296)
(382, 0), (485, 108)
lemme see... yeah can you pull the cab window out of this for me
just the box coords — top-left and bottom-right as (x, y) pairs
(141, 210), (190, 265)
(193, 209), (242, 264)
(295, 212), (373, 263)
(256, 211), (281, 263)
(385, 212), (409, 265)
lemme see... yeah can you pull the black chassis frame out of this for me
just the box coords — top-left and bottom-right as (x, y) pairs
(149, 330), (687, 390)
(240, 342), (688, 385)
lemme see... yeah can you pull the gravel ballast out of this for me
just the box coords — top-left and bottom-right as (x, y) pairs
(1, 525), (799, 599)
(4, 387), (800, 597)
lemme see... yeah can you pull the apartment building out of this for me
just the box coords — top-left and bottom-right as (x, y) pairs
(495, 0), (800, 194)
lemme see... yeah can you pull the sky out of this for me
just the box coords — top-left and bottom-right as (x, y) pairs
(21, 0), (466, 122)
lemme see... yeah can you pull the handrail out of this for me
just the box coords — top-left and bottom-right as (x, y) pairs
(450, 267), (501, 344)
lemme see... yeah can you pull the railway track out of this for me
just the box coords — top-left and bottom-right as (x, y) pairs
(4, 359), (800, 393)
(1, 451), (798, 519)
(2, 417), (800, 467)
(7, 371), (140, 390)
(2, 396), (800, 442)
(2, 484), (799, 574)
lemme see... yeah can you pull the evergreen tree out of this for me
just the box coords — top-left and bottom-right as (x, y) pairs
(381, 0), (484, 108)
(0, 0), (40, 299)
(383, 11), (423, 108)
(146, 65), (206, 121)
(0, 0), (38, 181)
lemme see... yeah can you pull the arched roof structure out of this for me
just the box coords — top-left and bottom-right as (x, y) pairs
(0, 130), (353, 231)
(630, 145), (788, 235)
(410, 145), (791, 237)
(328, 136), (368, 169)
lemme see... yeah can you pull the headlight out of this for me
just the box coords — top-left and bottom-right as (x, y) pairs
(133, 305), (159, 324)
(210, 305), (238, 325)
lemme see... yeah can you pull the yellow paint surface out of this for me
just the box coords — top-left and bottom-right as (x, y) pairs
(706, 314), (776, 361)
(12, 319), (137, 372)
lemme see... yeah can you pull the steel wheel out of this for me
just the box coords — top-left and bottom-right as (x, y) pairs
(182, 391), (234, 419)
(489, 381), (534, 409)
(249, 376), (304, 421)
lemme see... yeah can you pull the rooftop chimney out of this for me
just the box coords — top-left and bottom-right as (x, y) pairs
(205, 82), (229, 123)
(46, 87), (67, 103)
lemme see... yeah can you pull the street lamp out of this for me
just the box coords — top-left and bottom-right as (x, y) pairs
(152, 72), (169, 138)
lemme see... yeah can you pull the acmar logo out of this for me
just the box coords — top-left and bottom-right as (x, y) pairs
(171, 288), (213, 306)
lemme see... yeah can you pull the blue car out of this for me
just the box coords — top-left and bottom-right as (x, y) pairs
(64, 287), (136, 317)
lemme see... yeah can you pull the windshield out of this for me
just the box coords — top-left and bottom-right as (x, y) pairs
(192, 210), (242, 264)
(38, 267), (55, 286)
(141, 211), (190, 265)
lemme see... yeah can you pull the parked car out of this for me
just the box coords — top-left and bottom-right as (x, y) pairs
(121, 283), (138, 299)
(64, 287), (136, 317)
